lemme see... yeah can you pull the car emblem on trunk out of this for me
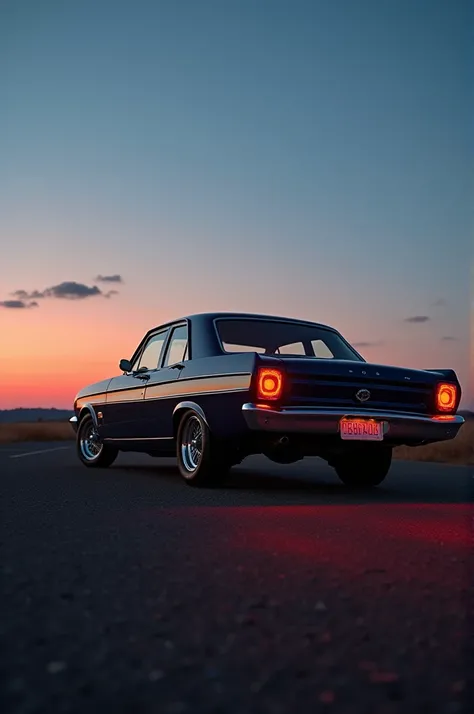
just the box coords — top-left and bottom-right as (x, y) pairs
(355, 389), (371, 402)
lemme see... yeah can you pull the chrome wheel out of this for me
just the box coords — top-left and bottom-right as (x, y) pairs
(180, 415), (203, 473)
(79, 420), (103, 461)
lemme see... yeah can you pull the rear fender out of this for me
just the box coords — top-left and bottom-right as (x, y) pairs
(425, 369), (458, 381)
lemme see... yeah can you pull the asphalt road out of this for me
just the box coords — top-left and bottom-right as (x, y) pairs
(1, 443), (472, 714)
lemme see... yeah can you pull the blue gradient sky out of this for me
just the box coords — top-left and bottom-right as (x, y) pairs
(1, 0), (471, 408)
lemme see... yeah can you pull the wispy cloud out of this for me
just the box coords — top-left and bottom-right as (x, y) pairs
(9, 280), (121, 305)
(13, 282), (103, 300)
(352, 340), (384, 348)
(432, 298), (446, 307)
(95, 274), (123, 283)
(441, 336), (457, 341)
(0, 299), (38, 309)
(11, 289), (44, 300)
(404, 315), (430, 324)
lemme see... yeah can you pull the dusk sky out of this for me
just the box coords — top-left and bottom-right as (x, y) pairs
(1, 0), (471, 409)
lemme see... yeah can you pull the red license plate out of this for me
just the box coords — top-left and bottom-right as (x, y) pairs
(340, 418), (384, 441)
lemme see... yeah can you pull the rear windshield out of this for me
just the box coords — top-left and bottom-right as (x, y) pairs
(215, 318), (363, 361)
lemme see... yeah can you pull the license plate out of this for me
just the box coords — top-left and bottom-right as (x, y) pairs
(340, 418), (384, 441)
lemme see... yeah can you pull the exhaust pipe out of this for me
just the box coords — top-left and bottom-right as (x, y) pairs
(264, 435), (301, 464)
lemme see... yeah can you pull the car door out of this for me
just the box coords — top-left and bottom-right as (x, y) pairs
(102, 328), (170, 439)
(141, 323), (189, 439)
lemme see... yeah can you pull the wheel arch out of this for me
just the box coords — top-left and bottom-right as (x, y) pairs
(172, 401), (209, 437)
(78, 404), (100, 429)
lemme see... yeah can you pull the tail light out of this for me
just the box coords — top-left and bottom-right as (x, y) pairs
(435, 383), (458, 413)
(257, 367), (283, 401)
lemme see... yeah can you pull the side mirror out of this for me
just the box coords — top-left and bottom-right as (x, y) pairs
(119, 358), (132, 373)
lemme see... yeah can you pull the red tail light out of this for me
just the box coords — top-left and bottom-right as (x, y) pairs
(435, 383), (458, 413)
(257, 368), (283, 401)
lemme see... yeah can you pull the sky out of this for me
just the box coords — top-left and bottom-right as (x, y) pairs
(1, 0), (472, 409)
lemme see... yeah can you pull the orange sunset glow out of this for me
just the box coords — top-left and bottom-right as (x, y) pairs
(0, 285), (469, 410)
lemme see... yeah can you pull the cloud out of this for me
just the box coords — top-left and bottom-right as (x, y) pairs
(12, 289), (44, 300)
(404, 315), (430, 324)
(95, 274), (123, 283)
(3, 277), (124, 309)
(43, 282), (103, 299)
(11, 281), (119, 302)
(352, 340), (384, 348)
(0, 299), (38, 309)
(432, 298), (446, 307)
(441, 336), (457, 341)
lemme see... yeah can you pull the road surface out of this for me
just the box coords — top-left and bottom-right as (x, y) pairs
(1, 443), (472, 714)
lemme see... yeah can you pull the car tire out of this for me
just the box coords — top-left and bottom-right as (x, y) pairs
(76, 413), (118, 468)
(176, 410), (231, 487)
(333, 447), (393, 488)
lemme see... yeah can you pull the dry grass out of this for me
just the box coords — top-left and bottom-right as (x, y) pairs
(0, 418), (472, 466)
(0, 421), (75, 444)
(393, 419), (473, 466)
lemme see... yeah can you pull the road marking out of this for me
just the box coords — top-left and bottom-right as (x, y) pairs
(9, 446), (71, 459)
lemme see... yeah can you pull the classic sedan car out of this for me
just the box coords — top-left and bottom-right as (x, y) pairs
(70, 312), (464, 487)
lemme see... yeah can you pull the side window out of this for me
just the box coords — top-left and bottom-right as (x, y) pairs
(163, 324), (188, 366)
(277, 341), (306, 355)
(311, 339), (334, 358)
(136, 330), (169, 371)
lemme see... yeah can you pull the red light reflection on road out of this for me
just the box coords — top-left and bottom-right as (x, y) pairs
(198, 503), (472, 584)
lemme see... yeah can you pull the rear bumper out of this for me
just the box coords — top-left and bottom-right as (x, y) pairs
(69, 416), (78, 433)
(241, 403), (464, 444)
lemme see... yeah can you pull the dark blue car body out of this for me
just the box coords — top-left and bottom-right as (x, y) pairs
(71, 312), (464, 487)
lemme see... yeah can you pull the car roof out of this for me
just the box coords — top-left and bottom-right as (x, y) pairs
(185, 311), (334, 329)
(133, 312), (349, 362)
(145, 312), (337, 336)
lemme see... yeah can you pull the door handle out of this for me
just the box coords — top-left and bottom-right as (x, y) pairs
(134, 373), (150, 381)
(170, 363), (185, 370)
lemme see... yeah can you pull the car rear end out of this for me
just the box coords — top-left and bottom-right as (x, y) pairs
(242, 355), (464, 452)
(213, 314), (463, 458)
